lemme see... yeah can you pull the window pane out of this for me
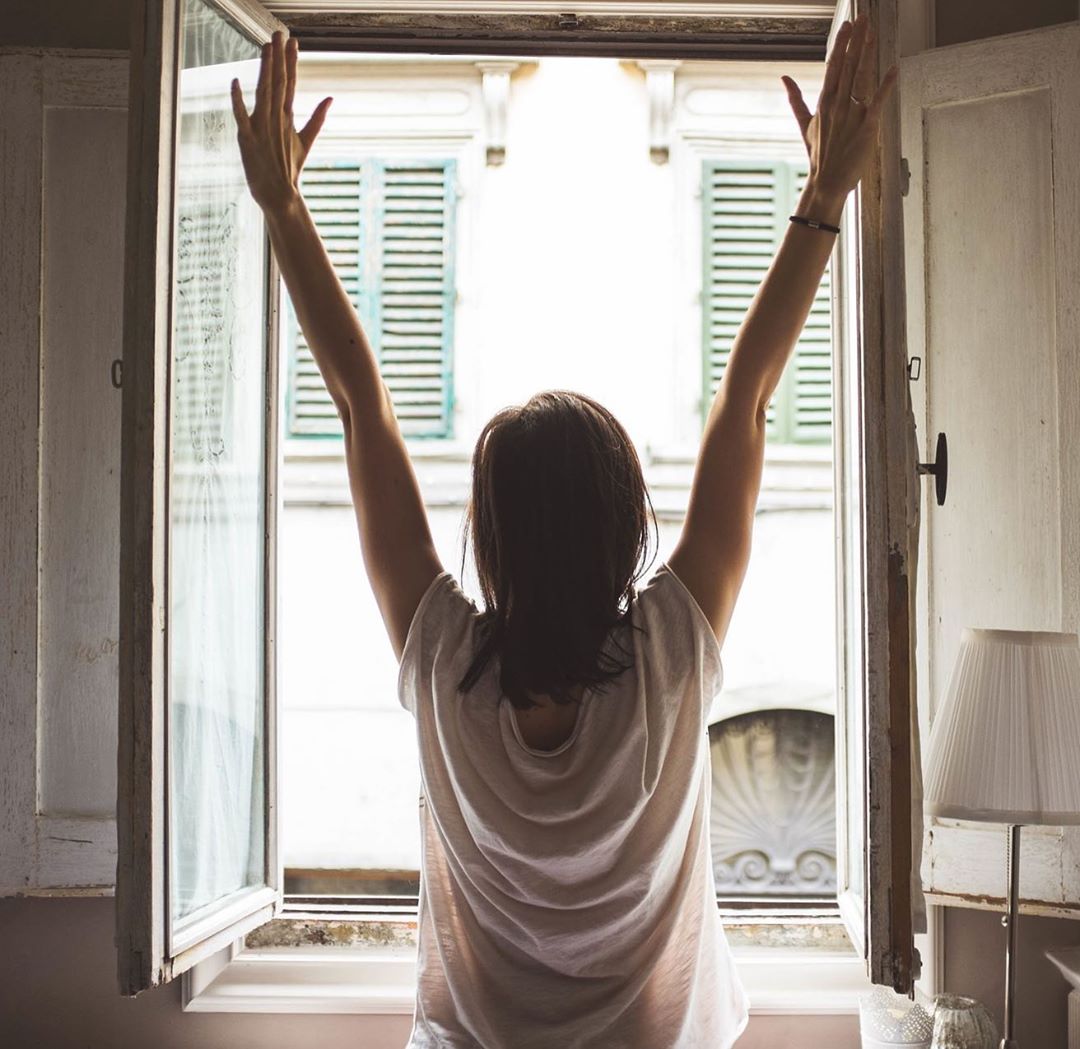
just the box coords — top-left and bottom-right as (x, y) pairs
(169, 0), (267, 927)
(835, 204), (866, 912)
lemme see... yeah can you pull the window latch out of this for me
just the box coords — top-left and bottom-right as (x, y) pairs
(558, 12), (580, 29)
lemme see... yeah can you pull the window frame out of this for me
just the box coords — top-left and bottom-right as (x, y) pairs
(182, 901), (868, 1015)
(827, 0), (917, 993)
(121, 0), (918, 1006)
(117, 0), (287, 995)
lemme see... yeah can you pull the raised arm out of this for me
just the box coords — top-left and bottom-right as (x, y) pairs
(668, 13), (897, 645)
(232, 32), (442, 660)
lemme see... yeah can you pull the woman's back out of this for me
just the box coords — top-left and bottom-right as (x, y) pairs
(398, 563), (748, 1049)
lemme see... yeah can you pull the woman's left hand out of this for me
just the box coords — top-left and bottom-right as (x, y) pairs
(230, 30), (332, 214)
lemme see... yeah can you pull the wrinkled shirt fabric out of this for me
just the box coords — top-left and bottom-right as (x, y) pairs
(397, 562), (749, 1048)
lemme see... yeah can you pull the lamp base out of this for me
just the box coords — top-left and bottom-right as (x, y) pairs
(1001, 826), (1022, 1049)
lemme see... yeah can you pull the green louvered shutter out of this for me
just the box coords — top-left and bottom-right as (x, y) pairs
(286, 159), (456, 439)
(702, 159), (832, 445)
(288, 163), (367, 437)
(791, 164), (833, 443)
(703, 162), (783, 435)
(375, 161), (456, 438)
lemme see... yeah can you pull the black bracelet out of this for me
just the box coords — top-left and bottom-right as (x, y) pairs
(789, 214), (840, 235)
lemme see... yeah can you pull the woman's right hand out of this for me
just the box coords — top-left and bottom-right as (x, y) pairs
(230, 31), (332, 214)
(780, 13), (899, 199)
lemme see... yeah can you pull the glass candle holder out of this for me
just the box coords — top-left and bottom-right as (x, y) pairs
(859, 987), (935, 1049)
(930, 994), (999, 1049)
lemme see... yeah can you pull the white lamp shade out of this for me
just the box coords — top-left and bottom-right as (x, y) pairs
(925, 628), (1080, 825)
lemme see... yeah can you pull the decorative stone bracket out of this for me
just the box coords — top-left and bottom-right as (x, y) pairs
(635, 59), (681, 165)
(475, 61), (522, 166)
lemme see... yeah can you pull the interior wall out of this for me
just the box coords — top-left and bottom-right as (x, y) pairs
(935, 0), (1078, 47)
(943, 908), (1080, 1041)
(2, 0), (131, 50)
(4, 2), (1079, 1047)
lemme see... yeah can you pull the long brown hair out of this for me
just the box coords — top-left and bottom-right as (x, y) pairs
(458, 390), (657, 709)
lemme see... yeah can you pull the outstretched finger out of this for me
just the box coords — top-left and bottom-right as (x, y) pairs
(850, 24), (878, 105)
(285, 37), (298, 116)
(781, 76), (813, 138)
(298, 96), (333, 156)
(270, 31), (286, 118)
(230, 78), (252, 136)
(254, 41), (272, 120)
(838, 16), (869, 102)
(821, 20), (851, 99)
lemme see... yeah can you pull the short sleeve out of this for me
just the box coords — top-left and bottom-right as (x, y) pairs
(396, 571), (479, 715)
(632, 562), (725, 708)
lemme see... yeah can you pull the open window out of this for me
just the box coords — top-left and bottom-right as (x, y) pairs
(118, 0), (918, 997)
(829, 0), (919, 992)
(117, 0), (286, 994)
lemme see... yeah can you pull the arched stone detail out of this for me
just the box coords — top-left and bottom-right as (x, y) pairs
(708, 709), (837, 896)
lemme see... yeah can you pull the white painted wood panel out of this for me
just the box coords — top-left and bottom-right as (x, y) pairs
(0, 54), (45, 894)
(39, 106), (126, 818)
(925, 87), (1060, 664)
(901, 22), (1080, 916)
(0, 51), (128, 894)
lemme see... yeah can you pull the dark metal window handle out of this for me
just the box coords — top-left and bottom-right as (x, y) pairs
(916, 431), (947, 506)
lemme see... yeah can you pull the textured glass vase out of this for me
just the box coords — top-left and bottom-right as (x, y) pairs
(859, 987), (934, 1049)
(930, 995), (998, 1049)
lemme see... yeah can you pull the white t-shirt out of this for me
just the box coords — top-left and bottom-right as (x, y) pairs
(397, 562), (749, 1048)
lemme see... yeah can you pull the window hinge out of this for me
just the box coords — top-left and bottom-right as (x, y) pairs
(899, 156), (911, 197)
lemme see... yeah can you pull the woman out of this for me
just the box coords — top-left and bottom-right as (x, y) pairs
(232, 17), (895, 1047)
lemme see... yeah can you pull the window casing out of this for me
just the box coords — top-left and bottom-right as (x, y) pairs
(113, 0), (918, 1006)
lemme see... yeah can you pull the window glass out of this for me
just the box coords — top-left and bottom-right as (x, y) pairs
(169, 0), (267, 928)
